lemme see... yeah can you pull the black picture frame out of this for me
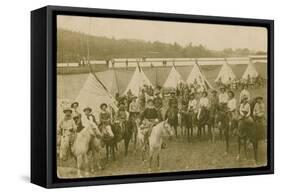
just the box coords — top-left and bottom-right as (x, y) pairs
(31, 5), (274, 188)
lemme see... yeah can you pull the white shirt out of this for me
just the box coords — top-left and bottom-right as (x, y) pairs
(188, 99), (198, 112)
(239, 103), (251, 117)
(219, 92), (229, 104)
(227, 98), (237, 112)
(239, 89), (251, 103)
(199, 97), (209, 108)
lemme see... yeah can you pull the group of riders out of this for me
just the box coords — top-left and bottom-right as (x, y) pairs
(58, 82), (266, 164)
(215, 75), (265, 90)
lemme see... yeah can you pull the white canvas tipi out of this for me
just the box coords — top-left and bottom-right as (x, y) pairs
(186, 62), (213, 89)
(242, 61), (259, 80)
(96, 69), (119, 95)
(163, 65), (184, 88)
(123, 65), (153, 96)
(215, 61), (236, 84)
(75, 73), (117, 120)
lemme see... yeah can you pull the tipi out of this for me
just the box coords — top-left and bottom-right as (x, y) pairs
(123, 65), (153, 96)
(75, 73), (117, 120)
(242, 61), (259, 80)
(186, 61), (213, 90)
(96, 69), (119, 95)
(215, 60), (236, 84)
(163, 65), (184, 88)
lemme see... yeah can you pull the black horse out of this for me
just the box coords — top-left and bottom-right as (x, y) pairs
(196, 107), (211, 141)
(236, 117), (261, 162)
(105, 120), (134, 161)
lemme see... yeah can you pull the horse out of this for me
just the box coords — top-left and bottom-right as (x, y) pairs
(105, 120), (133, 160)
(216, 104), (232, 153)
(196, 107), (211, 141)
(236, 117), (260, 162)
(71, 122), (101, 177)
(148, 120), (174, 171)
(181, 110), (195, 142)
(165, 107), (178, 138)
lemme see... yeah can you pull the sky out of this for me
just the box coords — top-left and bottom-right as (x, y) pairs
(57, 15), (267, 52)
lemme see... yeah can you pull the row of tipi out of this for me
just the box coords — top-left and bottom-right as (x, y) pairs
(62, 60), (259, 118)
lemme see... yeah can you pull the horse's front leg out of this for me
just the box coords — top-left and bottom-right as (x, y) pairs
(76, 155), (83, 178)
(157, 154), (160, 170)
(244, 138), (247, 159)
(236, 137), (241, 160)
(106, 145), (109, 161)
(253, 140), (258, 163)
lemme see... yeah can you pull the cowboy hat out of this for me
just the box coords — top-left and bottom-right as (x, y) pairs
(63, 107), (72, 114)
(256, 96), (263, 101)
(227, 90), (235, 97)
(100, 103), (108, 109)
(83, 107), (92, 112)
(71, 101), (79, 108)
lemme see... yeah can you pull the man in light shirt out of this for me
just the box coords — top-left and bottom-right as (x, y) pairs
(239, 84), (251, 103)
(197, 91), (209, 120)
(218, 86), (228, 105)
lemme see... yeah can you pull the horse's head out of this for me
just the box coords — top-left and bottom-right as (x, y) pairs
(162, 119), (174, 137)
(104, 125), (114, 139)
(86, 122), (102, 138)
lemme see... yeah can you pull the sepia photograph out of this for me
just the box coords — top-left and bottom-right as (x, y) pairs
(56, 15), (268, 179)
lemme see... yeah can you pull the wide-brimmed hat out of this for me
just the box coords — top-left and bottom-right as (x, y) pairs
(170, 90), (176, 94)
(211, 90), (218, 94)
(241, 96), (249, 102)
(256, 96), (263, 101)
(227, 90), (235, 97)
(71, 101), (79, 108)
(100, 103), (108, 109)
(220, 86), (226, 90)
(83, 107), (92, 113)
(63, 107), (72, 114)
(132, 96), (138, 99)
(202, 91), (208, 96)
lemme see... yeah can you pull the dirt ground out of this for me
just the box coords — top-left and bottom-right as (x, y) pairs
(57, 130), (267, 179)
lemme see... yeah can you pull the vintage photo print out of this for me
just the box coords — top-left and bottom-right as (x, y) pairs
(56, 15), (268, 179)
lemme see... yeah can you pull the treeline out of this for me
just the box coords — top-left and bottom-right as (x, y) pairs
(57, 29), (264, 63)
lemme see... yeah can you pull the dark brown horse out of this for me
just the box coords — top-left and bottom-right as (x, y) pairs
(196, 107), (211, 141)
(236, 117), (261, 162)
(105, 120), (134, 160)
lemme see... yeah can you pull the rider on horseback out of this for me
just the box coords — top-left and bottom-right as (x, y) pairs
(116, 102), (129, 134)
(140, 99), (159, 145)
(227, 90), (238, 133)
(58, 107), (77, 160)
(99, 103), (113, 145)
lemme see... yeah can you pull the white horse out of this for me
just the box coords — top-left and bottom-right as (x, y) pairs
(148, 120), (174, 171)
(71, 122), (101, 177)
